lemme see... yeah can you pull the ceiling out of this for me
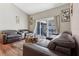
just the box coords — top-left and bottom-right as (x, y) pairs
(14, 3), (66, 15)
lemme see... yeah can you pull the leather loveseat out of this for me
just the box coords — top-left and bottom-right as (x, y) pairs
(1, 30), (22, 44)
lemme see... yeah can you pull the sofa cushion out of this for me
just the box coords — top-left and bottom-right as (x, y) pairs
(36, 39), (50, 47)
(7, 34), (21, 39)
(52, 33), (75, 48)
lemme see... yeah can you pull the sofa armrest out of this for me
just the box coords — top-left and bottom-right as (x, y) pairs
(23, 43), (66, 56)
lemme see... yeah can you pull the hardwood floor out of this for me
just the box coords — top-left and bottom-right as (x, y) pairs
(0, 40), (24, 56)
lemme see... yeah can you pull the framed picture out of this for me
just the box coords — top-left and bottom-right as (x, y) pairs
(30, 17), (33, 25)
(61, 8), (70, 22)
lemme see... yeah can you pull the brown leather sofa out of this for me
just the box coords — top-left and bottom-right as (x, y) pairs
(23, 32), (78, 56)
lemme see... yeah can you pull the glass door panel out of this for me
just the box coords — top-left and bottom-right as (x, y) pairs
(37, 22), (40, 35)
(41, 22), (47, 36)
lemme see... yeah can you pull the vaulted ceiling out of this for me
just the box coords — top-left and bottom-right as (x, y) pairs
(14, 3), (65, 15)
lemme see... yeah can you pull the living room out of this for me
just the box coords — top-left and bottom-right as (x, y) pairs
(0, 2), (79, 56)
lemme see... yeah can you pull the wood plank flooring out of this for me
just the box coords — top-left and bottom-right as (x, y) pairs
(0, 41), (23, 56)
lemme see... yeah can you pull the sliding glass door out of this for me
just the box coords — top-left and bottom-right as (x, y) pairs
(34, 17), (57, 37)
(41, 22), (47, 36)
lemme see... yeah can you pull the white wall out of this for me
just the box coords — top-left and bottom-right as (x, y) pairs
(29, 4), (71, 32)
(31, 4), (70, 19)
(71, 3), (79, 55)
(71, 3), (79, 36)
(0, 3), (28, 30)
